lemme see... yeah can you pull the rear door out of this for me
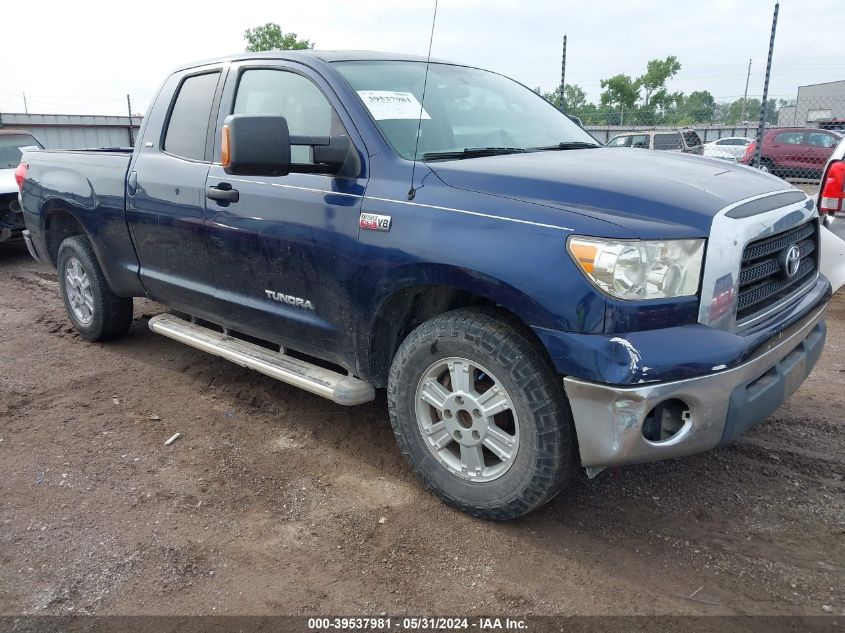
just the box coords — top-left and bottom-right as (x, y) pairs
(127, 66), (224, 312)
(203, 60), (368, 367)
(804, 131), (839, 172)
(653, 132), (683, 152)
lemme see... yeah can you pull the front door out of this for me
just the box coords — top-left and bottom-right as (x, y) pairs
(128, 68), (224, 313)
(204, 62), (368, 368)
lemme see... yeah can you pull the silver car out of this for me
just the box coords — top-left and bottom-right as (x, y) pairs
(818, 135), (845, 292)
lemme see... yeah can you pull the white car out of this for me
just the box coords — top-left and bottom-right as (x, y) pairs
(0, 129), (43, 243)
(705, 149), (737, 163)
(703, 136), (752, 160)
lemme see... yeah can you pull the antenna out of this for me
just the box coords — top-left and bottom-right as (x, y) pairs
(408, 0), (439, 201)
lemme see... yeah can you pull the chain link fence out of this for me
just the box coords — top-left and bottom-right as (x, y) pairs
(566, 96), (845, 186)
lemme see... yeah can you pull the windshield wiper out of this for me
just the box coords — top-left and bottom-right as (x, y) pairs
(531, 141), (601, 151)
(422, 147), (526, 160)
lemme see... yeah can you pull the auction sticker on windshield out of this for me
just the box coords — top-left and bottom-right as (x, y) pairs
(357, 91), (431, 120)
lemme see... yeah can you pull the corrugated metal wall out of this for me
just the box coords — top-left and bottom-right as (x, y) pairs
(0, 112), (143, 149)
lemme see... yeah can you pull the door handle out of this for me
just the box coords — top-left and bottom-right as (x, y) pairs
(206, 183), (239, 203)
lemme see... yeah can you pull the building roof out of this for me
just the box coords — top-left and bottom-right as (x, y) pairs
(798, 79), (845, 90)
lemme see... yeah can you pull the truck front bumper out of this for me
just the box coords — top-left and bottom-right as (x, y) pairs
(563, 303), (827, 470)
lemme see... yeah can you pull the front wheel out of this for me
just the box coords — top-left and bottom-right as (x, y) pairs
(57, 235), (133, 342)
(387, 309), (579, 520)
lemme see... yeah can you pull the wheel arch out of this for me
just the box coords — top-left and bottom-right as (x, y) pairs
(363, 266), (557, 387)
(43, 202), (89, 266)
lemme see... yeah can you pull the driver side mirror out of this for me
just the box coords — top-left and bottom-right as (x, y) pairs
(222, 114), (361, 178)
(222, 114), (291, 177)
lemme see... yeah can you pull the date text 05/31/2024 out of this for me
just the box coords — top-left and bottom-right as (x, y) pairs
(307, 617), (528, 630)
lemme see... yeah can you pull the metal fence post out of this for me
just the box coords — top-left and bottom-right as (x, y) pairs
(753, 2), (779, 168)
(126, 94), (135, 148)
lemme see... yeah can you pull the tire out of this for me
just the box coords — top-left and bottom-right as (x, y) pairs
(387, 309), (579, 520)
(57, 235), (133, 342)
(758, 158), (775, 174)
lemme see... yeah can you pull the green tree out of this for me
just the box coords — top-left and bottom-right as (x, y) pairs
(244, 23), (314, 52)
(638, 56), (681, 109)
(542, 83), (588, 112)
(727, 97), (760, 123)
(563, 84), (589, 111)
(599, 74), (640, 110)
(542, 86), (563, 109)
(682, 90), (716, 123)
(599, 74), (640, 124)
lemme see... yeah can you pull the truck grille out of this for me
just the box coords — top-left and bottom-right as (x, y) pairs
(737, 220), (818, 321)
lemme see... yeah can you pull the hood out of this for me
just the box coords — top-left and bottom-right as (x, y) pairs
(427, 148), (792, 238)
(0, 168), (17, 196)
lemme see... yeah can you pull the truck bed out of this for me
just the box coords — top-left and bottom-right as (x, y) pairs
(19, 147), (140, 295)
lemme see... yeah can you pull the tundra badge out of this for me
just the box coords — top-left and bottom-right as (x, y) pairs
(360, 212), (392, 232)
(265, 290), (314, 310)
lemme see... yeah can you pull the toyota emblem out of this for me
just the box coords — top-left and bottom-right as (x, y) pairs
(782, 244), (801, 278)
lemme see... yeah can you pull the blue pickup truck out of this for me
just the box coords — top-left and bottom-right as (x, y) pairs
(17, 51), (830, 519)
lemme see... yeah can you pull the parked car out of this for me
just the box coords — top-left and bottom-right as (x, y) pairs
(818, 119), (845, 135)
(819, 134), (845, 217)
(17, 51), (831, 519)
(703, 149), (737, 163)
(0, 129), (43, 244)
(740, 127), (842, 178)
(818, 135), (845, 293)
(703, 136), (752, 160)
(605, 129), (703, 154)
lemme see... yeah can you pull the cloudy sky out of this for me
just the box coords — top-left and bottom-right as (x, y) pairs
(2, 0), (842, 117)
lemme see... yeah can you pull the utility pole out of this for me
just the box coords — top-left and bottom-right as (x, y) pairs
(126, 94), (134, 148)
(740, 58), (751, 121)
(22, 92), (28, 114)
(560, 34), (567, 108)
(753, 2), (778, 169)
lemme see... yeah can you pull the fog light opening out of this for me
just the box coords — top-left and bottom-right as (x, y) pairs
(642, 398), (691, 443)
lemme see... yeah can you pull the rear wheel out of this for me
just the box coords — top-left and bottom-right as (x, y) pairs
(57, 235), (133, 341)
(758, 158), (775, 174)
(387, 309), (578, 520)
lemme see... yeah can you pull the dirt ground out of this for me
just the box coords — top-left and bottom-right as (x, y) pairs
(0, 240), (842, 617)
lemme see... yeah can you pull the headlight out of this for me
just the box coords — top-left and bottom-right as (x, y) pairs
(567, 236), (705, 300)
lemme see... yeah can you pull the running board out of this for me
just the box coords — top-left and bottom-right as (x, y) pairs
(148, 314), (375, 406)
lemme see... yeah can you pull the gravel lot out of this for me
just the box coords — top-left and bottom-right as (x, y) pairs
(0, 239), (842, 617)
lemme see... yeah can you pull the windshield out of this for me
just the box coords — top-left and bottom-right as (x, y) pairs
(0, 134), (42, 169)
(333, 60), (598, 159)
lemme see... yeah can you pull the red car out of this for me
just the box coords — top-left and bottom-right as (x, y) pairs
(740, 127), (842, 178)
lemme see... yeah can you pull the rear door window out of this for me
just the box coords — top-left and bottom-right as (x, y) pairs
(682, 131), (702, 147)
(163, 72), (221, 161)
(773, 131), (805, 145)
(653, 133), (683, 151)
(806, 132), (837, 148)
(630, 135), (649, 148)
(0, 134), (43, 169)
